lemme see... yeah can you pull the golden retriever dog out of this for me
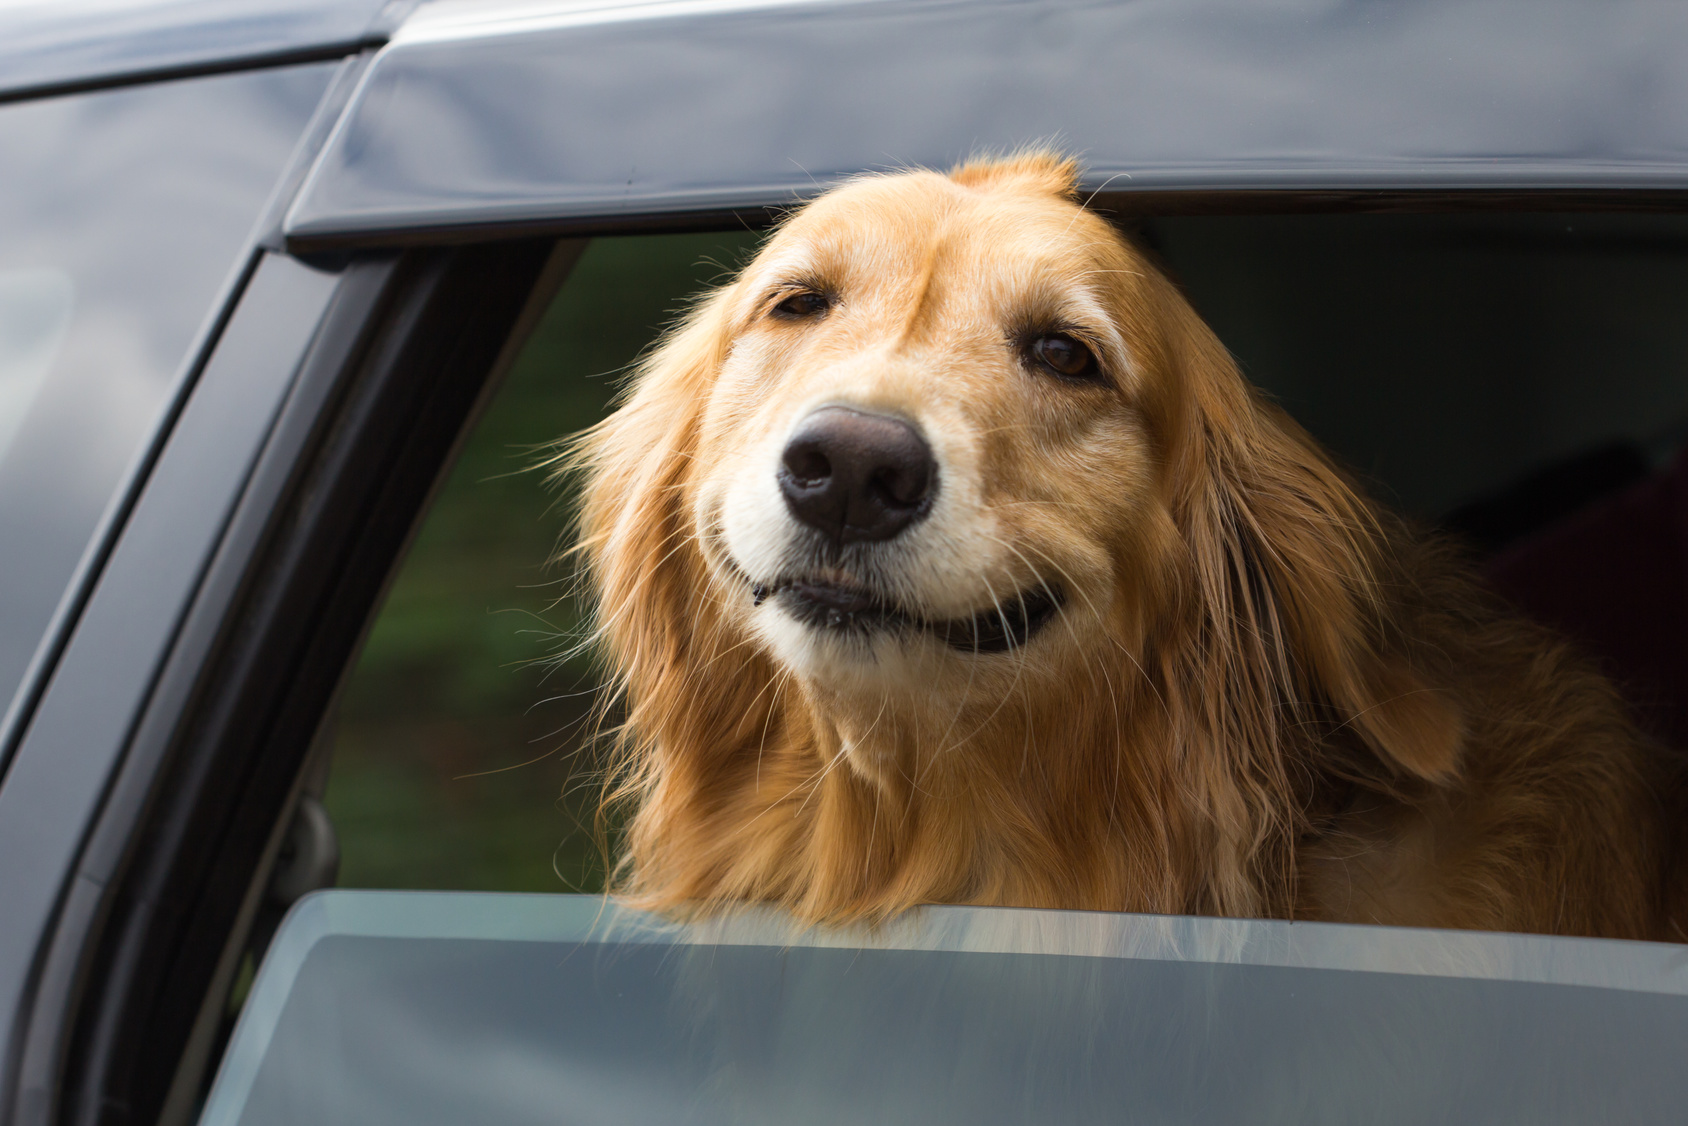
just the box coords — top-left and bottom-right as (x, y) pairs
(566, 152), (1682, 938)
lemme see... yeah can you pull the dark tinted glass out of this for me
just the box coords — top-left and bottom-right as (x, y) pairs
(0, 63), (334, 730)
(203, 892), (1688, 1126)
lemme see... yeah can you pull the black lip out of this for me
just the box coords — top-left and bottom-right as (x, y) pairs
(772, 578), (1062, 654)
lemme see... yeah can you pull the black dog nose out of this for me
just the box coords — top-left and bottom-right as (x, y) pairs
(778, 406), (936, 545)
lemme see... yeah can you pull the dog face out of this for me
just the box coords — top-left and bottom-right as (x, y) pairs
(691, 161), (1178, 721)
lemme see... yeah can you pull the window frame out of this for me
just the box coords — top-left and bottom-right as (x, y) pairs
(3, 239), (578, 1126)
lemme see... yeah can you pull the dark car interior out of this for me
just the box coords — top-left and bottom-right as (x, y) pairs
(1141, 211), (1688, 751)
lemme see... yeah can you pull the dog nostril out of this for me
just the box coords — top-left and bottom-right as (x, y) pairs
(782, 443), (832, 485)
(872, 461), (929, 508)
(777, 406), (937, 546)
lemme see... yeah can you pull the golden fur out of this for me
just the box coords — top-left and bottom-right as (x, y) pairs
(563, 153), (1680, 938)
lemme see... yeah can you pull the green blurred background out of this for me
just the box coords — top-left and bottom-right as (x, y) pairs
(325, 229), (761, 893)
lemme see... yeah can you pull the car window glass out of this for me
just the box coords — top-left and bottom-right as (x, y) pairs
(0, 63), (335, 732)
(274, 212), (1688, 1123)
(202, 891), (1688, 1126)
(0, 269), (74, 467)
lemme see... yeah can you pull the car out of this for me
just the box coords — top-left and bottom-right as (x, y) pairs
(3, 0), (1688, 1122)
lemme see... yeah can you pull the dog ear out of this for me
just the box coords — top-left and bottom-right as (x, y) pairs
(1327, 645), (1466, 783)
(566, 288), (729, 686)
(1161, 294), (1465, 787)
(558, 284), (781, 791)
(1275, 522), (1467, 785)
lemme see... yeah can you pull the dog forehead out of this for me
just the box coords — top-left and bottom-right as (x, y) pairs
(759, 174), (1123, 306)
(754, 174), (955, 280)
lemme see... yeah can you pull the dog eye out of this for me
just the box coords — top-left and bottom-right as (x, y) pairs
(1029, 333), (1101, 381)
(772, 291), (831, 319)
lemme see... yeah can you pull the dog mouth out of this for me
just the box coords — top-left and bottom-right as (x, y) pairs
(753, 573), (1063, 654)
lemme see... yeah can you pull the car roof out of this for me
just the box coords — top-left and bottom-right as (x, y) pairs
(0, 0), (406, 103)
(285, 0), (1688, 249)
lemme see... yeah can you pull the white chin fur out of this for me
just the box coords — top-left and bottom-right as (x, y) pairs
(748, 600), (958, 687)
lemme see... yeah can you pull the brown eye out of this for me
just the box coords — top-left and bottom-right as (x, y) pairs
(773, 291), (830, 319)
(1029, 333), (1100, 381)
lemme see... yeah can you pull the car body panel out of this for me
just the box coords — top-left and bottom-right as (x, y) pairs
(0, 254), (345, 1115)
(0, 0), (404, 103)
(287, 0), (1688, 245)
(4, 241), (556, 1126)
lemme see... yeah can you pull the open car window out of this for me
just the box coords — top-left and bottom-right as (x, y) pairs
(205, 890), (1688, 1125)
(324, 215), (1688, 899)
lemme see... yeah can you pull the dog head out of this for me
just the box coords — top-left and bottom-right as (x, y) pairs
(568, 153), (1463, 920)
(695, 155), (1165, 718)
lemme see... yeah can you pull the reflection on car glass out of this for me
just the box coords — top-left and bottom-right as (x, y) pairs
(202, 892), (1688, 1126)
(0, 62), (334, 735)
(0, 269), (72, 467)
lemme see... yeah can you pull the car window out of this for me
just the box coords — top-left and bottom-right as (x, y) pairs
(203, 890), (1688, 1125)
(0, 63), (336, 735)
(327, 215), (1688, 900)
(0, 269), (74, 468)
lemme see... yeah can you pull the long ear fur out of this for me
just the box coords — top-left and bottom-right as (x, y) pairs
(1152, 286), (1465, 914)
(558, 286), (789, 903)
